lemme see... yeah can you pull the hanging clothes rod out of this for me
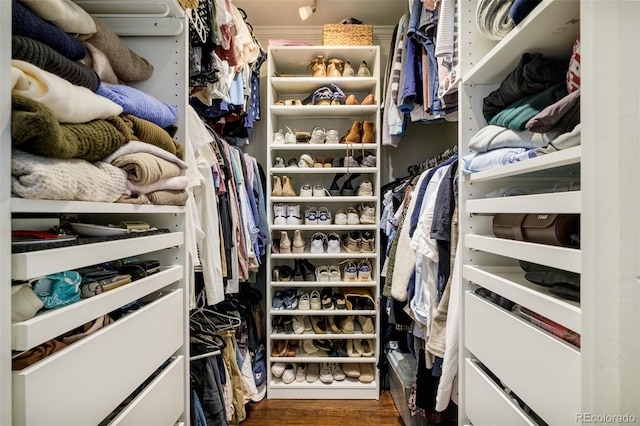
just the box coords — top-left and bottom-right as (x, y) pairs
(190, 350), (221, 361)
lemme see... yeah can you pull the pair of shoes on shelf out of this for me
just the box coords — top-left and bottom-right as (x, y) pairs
(273, 203), (302, 225)
(341, 231), (375, 253)
(279, 230), (305, 254)
(334, 207), (360, 225)
(340, 259), (373, 282)
(305, 207), (332, 225)
(272, 127), (296, 144)
(302, 83), (346, 106)
(292, 259), (316, 281)
(340, 59), (370, 77)
(300, 183), (330, 197)
(340, 120), (375, 144)
(315, 265), (342, 282)
(345, 94), (375, 105)
(272, 176), (297, 197)
(272, 265), (294, 282)
(309, 126), (339, 145)
(309, 231), (341, 254)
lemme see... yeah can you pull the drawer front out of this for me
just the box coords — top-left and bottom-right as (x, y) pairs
(109, 356), (185, 426)
(464, 291), (580, 425)
(465, 358), (536, 426)
(13, 290), (184, 426)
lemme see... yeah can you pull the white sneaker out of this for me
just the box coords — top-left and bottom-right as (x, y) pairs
(358, 181), (373, 196)
(295, 363), (307, 382)
(334, 209), (348, 225)
(300, 184), (313, 197)
(317, 207), (332, 225)
(325, 129), (339, 144)
(282, 363), (296, 384)
(319, 362), (333, 383)
(313, 184), (329, 197)
(273, 129), (284, 144)
(271, 362), (286, 378)
(310, 126), (326, 144)
(273, 157), (286, 168)
(347, 207), (360, 225)
(310, 232), (327, 254)
(286, 204), (302, 225)
(332, 363), (346, 381)
(284, 126), (296, 144)
(298, 293), (311, 310)
(299, 154), (315, 167)
(359, 203), (376, 224)
(306, 363), (319, 383)
(273, 203), (288, 225)
(327, 232), (341, 254)
(305, 207), (318, 225)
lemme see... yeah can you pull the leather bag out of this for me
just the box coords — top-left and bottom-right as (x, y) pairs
(492, 213), (580, 247)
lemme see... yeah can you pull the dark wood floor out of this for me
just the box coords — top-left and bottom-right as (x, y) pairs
(242, 390), (404, 425)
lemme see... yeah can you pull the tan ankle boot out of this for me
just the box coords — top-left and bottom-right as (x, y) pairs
(282, 175), (297, 197)
(327, 59), (343, 77)
(311, 56), (326, 77)
(362, 121), (375, 143)
(272, 175), (283, 196)
(343, 121), (362, 144)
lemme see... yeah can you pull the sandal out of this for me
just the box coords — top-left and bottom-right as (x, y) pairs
(357, 315), (375, 334)
(360, 339), (375, 356)
(292, 316), (305, 334)
(310, 316), (327, 334)
(342, 314), (355, 334)
(329, 83), (346, 105)
(310, 56), (327, 77)
(346, 339), (361, 357)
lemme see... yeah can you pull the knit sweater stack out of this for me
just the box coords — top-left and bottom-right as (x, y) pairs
(10, 0), (186, 205)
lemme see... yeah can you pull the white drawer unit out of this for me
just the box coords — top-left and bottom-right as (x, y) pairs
(13, 289), (184, 426)
(464, 291), (580, 425)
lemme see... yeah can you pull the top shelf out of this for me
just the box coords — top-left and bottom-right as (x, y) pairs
(465, 0), (580, 85)
(11, 198), (185, 214)
(269, 46), (380, 78)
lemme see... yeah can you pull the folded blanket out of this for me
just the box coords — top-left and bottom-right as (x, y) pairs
(126, 176), (189, 195)
(475, 0), (515, 41)
(111, 152), (183, 185)
(483, 53), (567, 121)
(85, 16), (154, 82)
(12, 95), (127, 161)
(12, 0), (86, 61)
(20, 0), (96, 36)
(97, 84), (178, 128)
(489, 82), (568, 130)
(103, 140), (187, 169)
(117, 190), (189, 206)
(12, 36), (100, 92)
(12, 149), (127, 202)
(11, 60), (122, 124)
(80, 42), (119, 85)
(461, 147), (534, 174)
(509, 0), (542, 25)
(526, 89), (580, 133)
(469, 125), (548, 152)
(121, 114), (184, 159)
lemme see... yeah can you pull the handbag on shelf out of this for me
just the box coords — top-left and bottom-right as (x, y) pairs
(492, 213), (580, 247)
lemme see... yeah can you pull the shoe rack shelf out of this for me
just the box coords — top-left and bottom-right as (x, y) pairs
(266, 45), (381, 400)
(459, 1), (583, 424)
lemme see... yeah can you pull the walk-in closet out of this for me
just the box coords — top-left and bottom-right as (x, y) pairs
(1, 0), (638, 425)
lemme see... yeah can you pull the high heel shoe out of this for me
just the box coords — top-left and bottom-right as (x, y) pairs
(327, 59), (343, 77)
(345, 94), (358, 105)
(357, 60), (371, 77)
(343, 60), (355, 77)
(310, 56), (327, 77)
(361, 94), (375, 105)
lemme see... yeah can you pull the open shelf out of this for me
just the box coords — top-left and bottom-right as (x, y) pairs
(271, 281), (377, 288)
(271, 143), (377, 151)
(271, 77), (377, 93)
(11, 198), (186, 214)
(467, 191), (581, 214)
(271, 167), (377, 174)
(270, 105), (378, 117)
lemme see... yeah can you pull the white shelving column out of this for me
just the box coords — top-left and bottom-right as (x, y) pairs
(458, 1), (582, 424)
(265, 45), (381, 399)
(1, 0), (12, 423)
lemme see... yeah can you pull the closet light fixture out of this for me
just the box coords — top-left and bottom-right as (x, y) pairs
(299, 0), (317, 21)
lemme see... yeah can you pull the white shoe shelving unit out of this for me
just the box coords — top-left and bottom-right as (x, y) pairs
(3, 1), (190, 424)
(458, 1), (583, 424)
(265, 45), (381, 399)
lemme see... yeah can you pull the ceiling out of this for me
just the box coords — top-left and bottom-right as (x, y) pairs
(235, 0), (407, 28)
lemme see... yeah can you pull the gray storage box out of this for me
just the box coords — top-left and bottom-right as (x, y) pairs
(387, 350), (428, 426)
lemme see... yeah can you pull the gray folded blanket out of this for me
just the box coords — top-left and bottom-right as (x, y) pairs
(475, 0), (515, 41)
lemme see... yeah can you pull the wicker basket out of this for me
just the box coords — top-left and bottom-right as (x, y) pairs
(322, 24), (373, 46)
